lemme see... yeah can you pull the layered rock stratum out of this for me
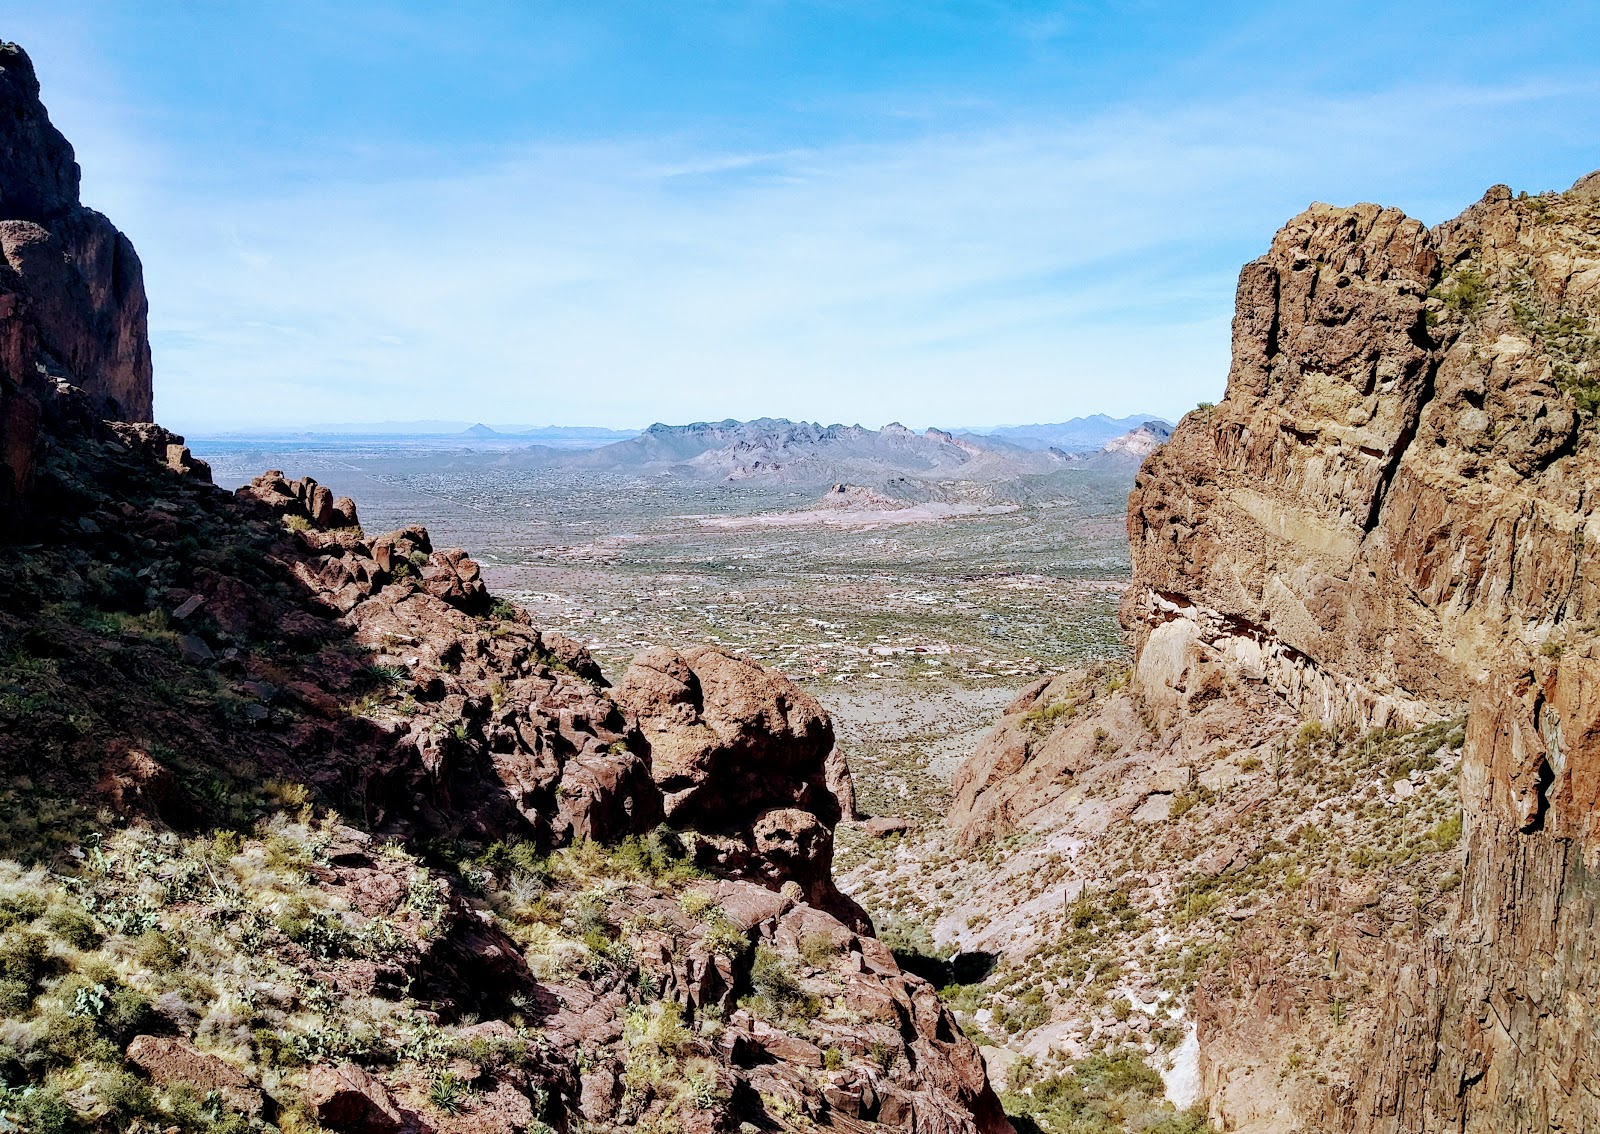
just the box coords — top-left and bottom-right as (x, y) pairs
(950, 173), (1600, 1132)
(0, 41), (1011, 1134)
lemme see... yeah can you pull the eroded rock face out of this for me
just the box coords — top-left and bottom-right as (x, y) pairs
(1142, 178), (1600, 1131)
(1125, 180), (1600, 736)
(955, 173), (1600, 1132)
(0, 42), (152, 432)
(1314, 645), (1600, 1134)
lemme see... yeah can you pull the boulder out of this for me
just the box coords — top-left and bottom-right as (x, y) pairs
(614, 646), (836, 827)
(421, 548), (490, 614)
(305, 1062), (404, 1134)
(615, 646), (869, 927)
(125, 1035), (265, 1117)
(860, 815), (912, 838)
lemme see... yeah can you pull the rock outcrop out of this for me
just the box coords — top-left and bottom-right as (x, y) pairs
(1097, 420), (1172, 461)
(2, 423), (1010, 1131)
(1117, 176), (1600, 1131)
(0, 44), (1010, 1134)
(615, 645), (869, 928)
(953, 172), (1600, 1132)
(0, 42), (152, 454)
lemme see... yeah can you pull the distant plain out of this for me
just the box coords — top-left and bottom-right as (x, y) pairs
(193, 431), (1136, 882)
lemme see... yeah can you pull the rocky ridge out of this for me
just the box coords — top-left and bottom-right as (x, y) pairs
(519, 418), (1074, 488)
(944, 172), (1600, 1132)
(0, 41), (1010, 1134)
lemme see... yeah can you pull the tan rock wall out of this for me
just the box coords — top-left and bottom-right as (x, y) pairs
(1119, 174), (1600, 1131)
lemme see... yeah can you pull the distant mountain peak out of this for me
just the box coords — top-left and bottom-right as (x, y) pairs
(1100, 420), (1173, 459)
(960, 413), (1177, 453)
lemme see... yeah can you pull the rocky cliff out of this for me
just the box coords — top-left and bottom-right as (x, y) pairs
(952, 172), (1600, 1132)
(0, 42), (1011, 1134)
(0, 42), (151, 477)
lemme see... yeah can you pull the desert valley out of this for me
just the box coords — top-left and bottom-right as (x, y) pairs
(4, 23), (1600, 1134)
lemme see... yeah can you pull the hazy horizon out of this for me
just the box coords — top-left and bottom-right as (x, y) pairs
(7, 2), (1598, 432)
(182, 410), (1175, 438)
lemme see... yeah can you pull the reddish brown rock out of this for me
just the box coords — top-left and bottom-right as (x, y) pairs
(332, 495), (360, 529)
(859, 815), (912, 838)
(421, 548), (491, 614)
(306, 1062), (404, 1134)
(0, 44), (151, 423)
(94, 746), (190, 824)
(615, 645), (837, 826)
(826, 745), (860, 820)
(955, 172), (1600, 1133)
(0, 379), (39, 501)
(126, 1035), (264, 1117)
(615, 645), (868, 927)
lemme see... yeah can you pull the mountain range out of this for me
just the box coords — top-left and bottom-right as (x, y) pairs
(499, 416), (1173, 490)
(201, 414), (1174, 456)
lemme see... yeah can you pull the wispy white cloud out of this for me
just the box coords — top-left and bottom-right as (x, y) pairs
(32, 49), (1600, 430)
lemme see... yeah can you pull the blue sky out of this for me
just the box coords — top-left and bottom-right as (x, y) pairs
(7, 2), (1600, 431)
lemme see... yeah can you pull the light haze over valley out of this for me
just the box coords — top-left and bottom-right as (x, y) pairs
(2, 5), (1599, 1134)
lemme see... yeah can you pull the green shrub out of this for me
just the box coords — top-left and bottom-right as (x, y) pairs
(0, 977), (31, 1015)
(97, 1070), (156, 1128)
(274, 906), (352, 959)
(744, 944), (820, 1021)
(700, 912), (749, 959)
(1074, 1048), (1163, 1097)
(39, 1004), (115, 1066)
(608, 828), (701, 886)
(45, 907), (102, 951)
(1021, 697), (1077, 733)
(0, 929), (51, 994)
(5, 1083), (82, 1134)
(135, 929), (184, 972)
(798, 932), (837, 970)
(429, 1072), (466, 1115)
(362, 663), (410, 692)
(1430, 264), (1488, 319)
(1003, 1048), (1167, 1132)
(0, 891), (47, 930)
(1430, 813), (1463, 851)
(1145, 1106), (1213, 1134)
(995, 988), (1049, 1035)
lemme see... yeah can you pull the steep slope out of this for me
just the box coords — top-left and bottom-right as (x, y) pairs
(0, 41), (1012, 1134)
(943, 172), (1600, 1132)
